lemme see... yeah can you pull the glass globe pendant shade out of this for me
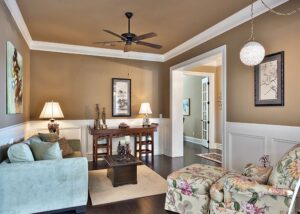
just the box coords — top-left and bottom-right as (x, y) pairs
(240, 41), (265, 66)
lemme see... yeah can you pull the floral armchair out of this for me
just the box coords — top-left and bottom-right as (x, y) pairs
(210, 144), (300, 214)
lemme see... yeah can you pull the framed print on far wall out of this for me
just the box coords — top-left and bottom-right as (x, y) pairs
(183, 98), (190, 116)
(255, 51), (284, 106)
(112, 78), (131, 117)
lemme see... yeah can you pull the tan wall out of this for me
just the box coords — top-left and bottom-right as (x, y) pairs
(163, 1), (300, 126)
(183, 75), (204, 139)
(30, 51), (164, 120)
(0, 1), (30, 128)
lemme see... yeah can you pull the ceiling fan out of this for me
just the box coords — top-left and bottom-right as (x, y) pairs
(93, 12), (162, 52)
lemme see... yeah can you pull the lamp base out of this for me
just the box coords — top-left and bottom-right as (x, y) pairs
(142, 117), (151, 127)
(48, 120), (60, 135)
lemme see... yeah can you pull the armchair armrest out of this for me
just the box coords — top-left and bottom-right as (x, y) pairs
(224, 175), (293, 200)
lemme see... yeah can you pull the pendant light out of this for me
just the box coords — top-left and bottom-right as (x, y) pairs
(240, 0), (299, 66)
(240, 1), (265, 66)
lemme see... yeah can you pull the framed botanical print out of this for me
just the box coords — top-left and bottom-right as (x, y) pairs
(112, 78), (131, 117)
(254, 51), (284, 106)
(183, 98), (190, 116)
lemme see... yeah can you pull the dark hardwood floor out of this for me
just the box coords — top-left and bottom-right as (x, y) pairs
(61, 142), (221, 214)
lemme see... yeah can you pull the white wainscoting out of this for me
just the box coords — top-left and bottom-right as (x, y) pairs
(25, 118), (170, 161)
(0, 123), (26, 146)
(225, 122), (300, 171)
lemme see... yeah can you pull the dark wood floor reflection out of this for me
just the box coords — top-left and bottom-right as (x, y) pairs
(64, 142), (221, 214)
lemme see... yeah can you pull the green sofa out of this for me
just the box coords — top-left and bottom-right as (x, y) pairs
(0, 135), (88, 214)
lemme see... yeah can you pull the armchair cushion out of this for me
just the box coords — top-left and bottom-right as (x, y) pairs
(242, 163), (272, 184)
(167, 164), (225, 195)
(210, 172), (241, 203)
(268, 144), (300, 190)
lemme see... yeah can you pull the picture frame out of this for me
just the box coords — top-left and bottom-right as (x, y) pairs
(183, 98), (190, 116)
(254, 51), (284, 106)
(112, 78), (131, 117)
(6, 41), (24, 114)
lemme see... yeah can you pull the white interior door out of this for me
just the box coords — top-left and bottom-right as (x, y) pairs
(201, 77), (209, 148)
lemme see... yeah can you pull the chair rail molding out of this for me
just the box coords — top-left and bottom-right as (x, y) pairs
(226, 122), (300, 171)
(0, 123), (26, 146)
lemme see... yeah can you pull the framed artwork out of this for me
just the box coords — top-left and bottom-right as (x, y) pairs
(255, 51), (284, 106)
(6, 41), (23, 114)
(183, 98), (190, 116)
(112, 78), (131, 117)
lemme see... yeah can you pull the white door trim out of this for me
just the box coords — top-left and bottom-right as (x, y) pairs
(170, 45), (227, 167)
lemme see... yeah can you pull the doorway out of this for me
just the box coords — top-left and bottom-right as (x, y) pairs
(170, 45), (227, 167)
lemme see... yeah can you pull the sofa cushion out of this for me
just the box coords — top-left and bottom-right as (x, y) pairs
(242, 163), (273, 184)
(30, 141), (62, 160)
(268, 143), (300, 190)
(7, 142), (34, 163)
(38, 133), (59, 142)
(167, 164), (226, 195)
(58, 137), (74, 156)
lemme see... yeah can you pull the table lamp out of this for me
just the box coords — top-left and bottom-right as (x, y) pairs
(39, 101), (64, 134)
(139, 102), (152, 127)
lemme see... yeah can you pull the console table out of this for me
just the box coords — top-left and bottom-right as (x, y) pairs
(88, 124), (158, 166)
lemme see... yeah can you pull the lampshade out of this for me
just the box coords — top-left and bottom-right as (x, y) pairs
(240, 41), (265, 66)
(39, 101), (64, 119)
(139, 103), (152, 115)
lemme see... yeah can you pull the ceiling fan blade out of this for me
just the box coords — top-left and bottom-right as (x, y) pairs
(93, 41), (124, 44)
(103, 29), (127, 40)
(136, 41), (162, 49)
(124, 44), (130, 52)
(133, 32), (157, 41)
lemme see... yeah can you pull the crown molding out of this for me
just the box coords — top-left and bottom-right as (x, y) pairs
(4, 0), (32, 47)
(30, 41), (165, 62)
(5, 0), (288, 62)
(164, 0), (288, 61)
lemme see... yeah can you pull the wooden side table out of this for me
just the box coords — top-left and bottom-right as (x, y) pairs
(88, 125), (158, 166)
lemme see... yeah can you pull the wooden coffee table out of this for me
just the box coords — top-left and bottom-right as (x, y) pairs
(104, 155), (142, 187)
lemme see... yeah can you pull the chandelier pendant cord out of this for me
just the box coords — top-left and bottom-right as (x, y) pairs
(248, 0), (299, 42)
(260, 0), (299, 16)
(248, 0), (255, 42)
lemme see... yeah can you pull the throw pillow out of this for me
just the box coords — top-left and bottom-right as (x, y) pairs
(7, 142), (35, 163)
(30, 141), (62, 160)
(58, 138), (74, 157)
(242, 163), (273, 184)
(38, 133), (59, 142)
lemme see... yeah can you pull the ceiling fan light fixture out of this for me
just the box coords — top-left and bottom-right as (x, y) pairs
(240, 41), (265, 66)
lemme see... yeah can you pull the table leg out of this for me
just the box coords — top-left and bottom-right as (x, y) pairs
(93, 136), (98, 168)
(109, 135), (113, 155)
(139, 133), (142, 160)
(151, 132), (154, 163)
(134, 135), (137, 157)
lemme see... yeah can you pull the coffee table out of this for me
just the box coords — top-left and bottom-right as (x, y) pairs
(104, 155), (142, 187)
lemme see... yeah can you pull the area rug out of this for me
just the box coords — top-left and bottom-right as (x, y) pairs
(89, 165), (167, 206)
(196, 152), (222, 164)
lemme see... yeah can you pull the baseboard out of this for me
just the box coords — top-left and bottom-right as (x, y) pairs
(184, 136), (208, 148)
